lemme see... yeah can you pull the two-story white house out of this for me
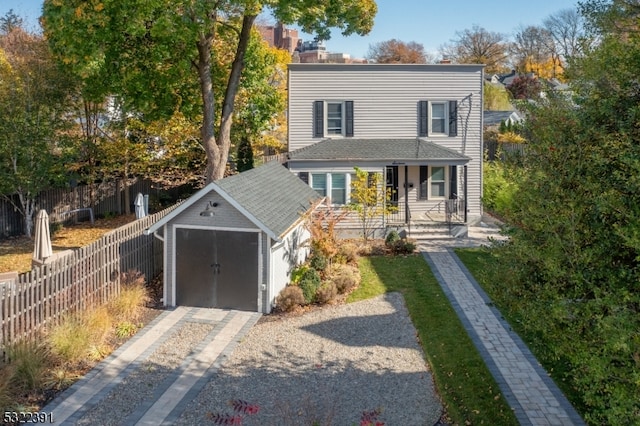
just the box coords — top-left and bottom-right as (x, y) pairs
(286, 63), (484, 237)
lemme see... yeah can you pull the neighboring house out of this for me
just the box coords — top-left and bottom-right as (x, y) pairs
(484, 110), (524, 129)
(285, 63), (485, 237)
(145, 161), (321, 313)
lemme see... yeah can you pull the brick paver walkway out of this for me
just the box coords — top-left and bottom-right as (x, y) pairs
(45, 307), (261, 426)
(418, 219), (585, 425)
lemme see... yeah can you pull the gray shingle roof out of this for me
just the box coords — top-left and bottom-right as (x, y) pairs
(484, 110), (522, 126)
(216, 161), (320, 238)
(288, 138), (470, 161)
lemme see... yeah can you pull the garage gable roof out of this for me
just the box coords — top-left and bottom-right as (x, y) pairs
(145, 161), (320, 241)
(288, 138), (471, 162)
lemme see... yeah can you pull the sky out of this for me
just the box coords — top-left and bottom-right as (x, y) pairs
(2, 0), (581, 58)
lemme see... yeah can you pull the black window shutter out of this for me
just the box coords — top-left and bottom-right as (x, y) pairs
(313, 101), (324, 138)
(449, 100), (458, 137)
(419, 165), (428, 199)
(449, 166), (457, 198)
(418, 100), (428, 137)
(345, 101), (354, 137)
(298, 172), (309, 184)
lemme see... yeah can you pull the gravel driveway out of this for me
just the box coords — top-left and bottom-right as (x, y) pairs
(175, 292), (443, 425)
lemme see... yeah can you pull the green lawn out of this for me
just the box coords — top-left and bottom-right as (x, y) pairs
(352, 254), (518, 425)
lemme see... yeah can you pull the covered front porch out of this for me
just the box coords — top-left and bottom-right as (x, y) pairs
(384, 163), (468, 227)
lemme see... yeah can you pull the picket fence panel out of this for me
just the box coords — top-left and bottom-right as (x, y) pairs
(0, 204), (177, 353)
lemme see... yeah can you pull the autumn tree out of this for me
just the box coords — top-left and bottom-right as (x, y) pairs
(506, 75), (542, 100)
(366, 39), (432, 63)
(43, 0), (377, 183)
(440, 25), (509, 73)
(346, 167), (396, 242)
(510, 25), (560, 78)
(484, 82), (513, 110)
(0, 27), (74, 236)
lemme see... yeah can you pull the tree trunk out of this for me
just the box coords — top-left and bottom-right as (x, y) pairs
(196, 26), (219, 184)
(214, 14), (257, 181)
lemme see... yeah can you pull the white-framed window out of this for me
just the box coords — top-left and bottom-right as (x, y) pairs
(420, 165), (448, 200)
(418, 100), (458, 137)
(313, 100), (354, 138)
(326, 102), (344, 135)
(430, 102), (448, 135)
(430, 166), (447, 199)
(331, 173), (347, 204)
(309, 173), (353, 205)
(311, 173), (327, 197)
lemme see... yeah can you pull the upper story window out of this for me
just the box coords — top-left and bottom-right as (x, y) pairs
(314, 100), (354, 138)
(418, 100), (458, 137)
(326, 102), (343, 135)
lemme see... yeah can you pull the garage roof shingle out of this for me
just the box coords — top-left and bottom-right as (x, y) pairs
(216, 161), (320, 238)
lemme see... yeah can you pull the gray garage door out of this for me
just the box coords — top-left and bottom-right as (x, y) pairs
(175, 228), (259, 311)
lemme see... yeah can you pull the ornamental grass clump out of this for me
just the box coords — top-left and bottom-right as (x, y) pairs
(109, 270), (149, 322)
(5, 339), (50, 391)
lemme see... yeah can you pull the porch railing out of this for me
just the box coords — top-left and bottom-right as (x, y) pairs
(445, 198), (466, 224)
(386, 198), (466, 225)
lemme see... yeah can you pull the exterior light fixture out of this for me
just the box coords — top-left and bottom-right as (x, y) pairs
(199, 201), (219, 217)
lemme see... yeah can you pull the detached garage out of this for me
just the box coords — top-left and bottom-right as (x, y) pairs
(145, 162), (321, 313)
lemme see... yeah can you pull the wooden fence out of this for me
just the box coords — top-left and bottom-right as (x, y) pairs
(0, 179), (195, 239)
(484, 140), (527, 161)
(0, 204), (178, 353)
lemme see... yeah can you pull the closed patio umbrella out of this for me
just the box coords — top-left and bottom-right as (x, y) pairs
(33, 209), (53, 264)
(135, 193), (146, 219)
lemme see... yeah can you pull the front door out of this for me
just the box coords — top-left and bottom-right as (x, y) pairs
(175, 228), (259, 311)
(385, 166), (398, 206)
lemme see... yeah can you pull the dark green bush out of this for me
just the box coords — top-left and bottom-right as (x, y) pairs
(392, 239), (416, 255)
(298, 268), (321, 303)
(309, 252), (328, 272)
(385, 230), (401, 247)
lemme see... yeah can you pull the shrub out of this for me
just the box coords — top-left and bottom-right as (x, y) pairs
(391, 239), (417, 255)
(328, 264), (361, 294)
(337, 242), (359, 265)
(289, 264), (308, 284)
(309, 252), (328, 273)
(275, 286), (305, 312)
(385, 230), (401, 247)
(298, 268), (321, 303)
(315, 281), (338, 305)
(115, 321), (139, 338)
(304, 208), (347, 262)
(6, 340), (50, 391)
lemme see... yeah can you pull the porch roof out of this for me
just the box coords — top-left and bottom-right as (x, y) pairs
(288, 138), (471, 163)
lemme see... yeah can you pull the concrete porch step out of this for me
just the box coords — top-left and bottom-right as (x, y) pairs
(393, 222), (468, 240)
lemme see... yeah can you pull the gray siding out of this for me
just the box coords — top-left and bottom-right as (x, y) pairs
(288, 64), (484, 222)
